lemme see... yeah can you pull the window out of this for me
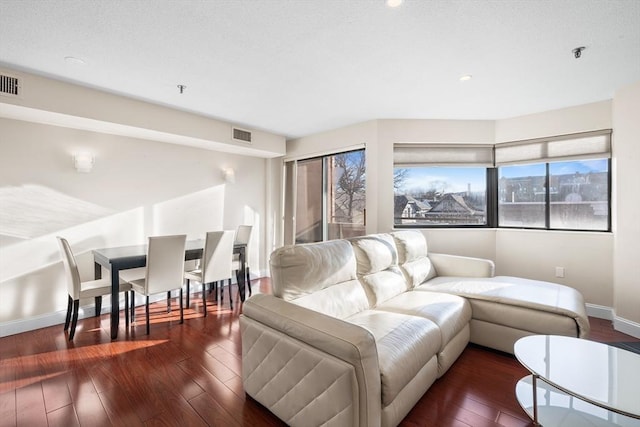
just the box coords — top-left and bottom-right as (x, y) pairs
(284, 149), (366, 244)
(392, 130), (611, 232)
(496, 130), (611, 232)
(498, 163), (547, 228)
(498, 159), (610, 231)
(393, 143), (494, 227)
(394, 167), (489, 226)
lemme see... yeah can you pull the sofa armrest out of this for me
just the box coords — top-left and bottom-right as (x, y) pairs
(429, 253), (495, 278)
(241, 293), (381, 427)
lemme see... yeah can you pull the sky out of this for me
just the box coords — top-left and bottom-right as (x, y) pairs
(396, 159), (608, 194)
(398, 167), (485, 193)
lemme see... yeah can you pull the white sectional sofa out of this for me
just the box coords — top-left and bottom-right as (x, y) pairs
(240, 231), (590, 427)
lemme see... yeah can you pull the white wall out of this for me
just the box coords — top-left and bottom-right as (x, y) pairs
(0, 118), (271, 334)
(612, 80), (640, 331)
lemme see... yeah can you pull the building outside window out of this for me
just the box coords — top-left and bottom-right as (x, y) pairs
(394, 166), (488, 226)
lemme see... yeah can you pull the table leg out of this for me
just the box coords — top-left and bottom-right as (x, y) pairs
(532, 374), (539, 425)
(110, 266), (120, 339)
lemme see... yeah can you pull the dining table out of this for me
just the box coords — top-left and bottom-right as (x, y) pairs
(93, 239), (247, 339)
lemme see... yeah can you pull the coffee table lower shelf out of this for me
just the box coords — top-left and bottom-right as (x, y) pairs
(516, 375), (640, 427)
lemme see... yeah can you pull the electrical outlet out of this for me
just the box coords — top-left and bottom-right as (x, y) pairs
(555, 267), (565, 278)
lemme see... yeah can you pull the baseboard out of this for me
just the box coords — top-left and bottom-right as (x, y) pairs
(613, 316), (640, 339)
(585, 303), (614, 320)
(1, 293), (166, 338)
(585, 304), (640, 339)
(1, 274), (268, 338)
(1, 305), (95, 338)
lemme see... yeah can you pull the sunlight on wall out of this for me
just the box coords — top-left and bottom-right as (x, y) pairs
(0, 208), (145, 283)
(152, 185), (226, 238)
(0, 184), (114, 244)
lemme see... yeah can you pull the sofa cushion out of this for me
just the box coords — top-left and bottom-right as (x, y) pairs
(417, 275), (590, 338)
(376, 290), (471, 351)
(391, 231), (437, 288)
(270, 239), (369, 319)
(345, 310), (441, 407)
(350, 234), (408, 306)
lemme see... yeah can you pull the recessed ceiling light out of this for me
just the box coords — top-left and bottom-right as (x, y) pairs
(386, 0), (403, 8)
(459, 74), (473, 82)
(64, 56), (86, 65)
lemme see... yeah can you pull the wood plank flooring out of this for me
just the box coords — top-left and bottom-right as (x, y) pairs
(1, 278), (637, 427)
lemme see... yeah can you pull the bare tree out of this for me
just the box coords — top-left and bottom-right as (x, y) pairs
(333, 151), (365, 221)
(394, 168), (409, 191)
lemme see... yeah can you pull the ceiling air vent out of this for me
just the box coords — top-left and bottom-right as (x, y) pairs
(232, 127), (252, 144)
(0, 73), (21, 97)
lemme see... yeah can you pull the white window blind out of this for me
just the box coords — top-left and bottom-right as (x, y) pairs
(495, 130), (611, 165)
(393, 144), (495, 167)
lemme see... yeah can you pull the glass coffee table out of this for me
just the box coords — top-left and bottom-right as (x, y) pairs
(514, 335), (640, 426)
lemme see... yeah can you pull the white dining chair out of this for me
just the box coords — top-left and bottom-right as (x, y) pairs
(233, 225), (253, 297)
(121, 234), (187, 335)
(184, 230), (238, 314)
(57, 236), (131, 341)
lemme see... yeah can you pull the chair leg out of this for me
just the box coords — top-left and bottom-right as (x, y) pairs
(130, 290), (135, 322)
(219, 281), (224, 308)
(69, 299), (80, 340)
(186, 279), (190, 308)
(95, 296), (102, 317)
(124, 291), (130, 327)
(179, 288), (184, 324)
(246, 266), (252, 297)
(203, 281), (207, 317)
(167, 291), (171, 313)
(64, 295), (73, 331)
(146, 296), (150, 335)
(228, 278), (233, 310)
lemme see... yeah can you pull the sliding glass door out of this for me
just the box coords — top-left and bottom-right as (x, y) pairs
(285, 149), (366, 244)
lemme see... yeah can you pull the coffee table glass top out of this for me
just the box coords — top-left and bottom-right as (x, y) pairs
(514, 335), (640, 419)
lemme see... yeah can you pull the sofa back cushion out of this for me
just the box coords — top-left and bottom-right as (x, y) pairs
(349, 234), (408, 306)
(269, 239), (369, 319)
(391, 230), (437, 288)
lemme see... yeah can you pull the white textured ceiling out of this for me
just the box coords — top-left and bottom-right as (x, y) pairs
(0, 0), (639, 139)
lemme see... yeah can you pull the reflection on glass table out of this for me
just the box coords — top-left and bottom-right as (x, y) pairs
(514, 335), (640, 426)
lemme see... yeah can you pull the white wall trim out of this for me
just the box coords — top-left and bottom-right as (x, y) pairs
(613, 316), (640, 339)
(586, 303), (640, 338)
(1, 271), (272, 337)
(2, 293), (166, 338)
(1, 305), (93, 338)
(585, 303), (614, 320)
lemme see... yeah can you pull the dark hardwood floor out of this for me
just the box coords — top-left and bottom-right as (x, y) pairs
(1, 278), (637, 427)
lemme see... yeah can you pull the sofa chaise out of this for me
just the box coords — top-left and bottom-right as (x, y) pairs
(240, 230), (590, 427)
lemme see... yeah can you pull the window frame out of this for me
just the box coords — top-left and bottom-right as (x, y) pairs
(392, 130), (612, 232)
(393, 166), (497, 229)
(497, 158), (611, 232)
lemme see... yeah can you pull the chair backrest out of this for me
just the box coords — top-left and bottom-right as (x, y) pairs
(145, 234), (187, 295)
(56, 236), (81, 299)
(202, 230), (235, 283)
(235, 225), (252, 245)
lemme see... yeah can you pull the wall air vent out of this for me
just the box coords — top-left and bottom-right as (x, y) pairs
(0, 73), (21, 97)
(232, 127), (252, 144)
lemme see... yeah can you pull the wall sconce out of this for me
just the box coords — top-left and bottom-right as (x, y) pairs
(222, 167), (236, 183)
(73, 152), (94, 173)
